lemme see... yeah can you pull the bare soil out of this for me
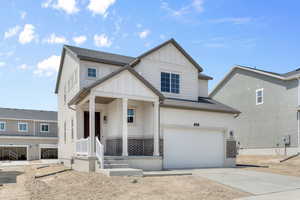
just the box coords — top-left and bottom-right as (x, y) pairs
(0, 165), (248, 200)
(237, 155), (300, 177)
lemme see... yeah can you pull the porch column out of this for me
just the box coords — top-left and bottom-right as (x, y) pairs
(153, 101), (160, 156)
(76, 106), (84, 139)
(122, 98), (128, 156)
(89, 94), (96, 157)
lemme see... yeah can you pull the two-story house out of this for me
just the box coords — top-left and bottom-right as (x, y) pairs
(55, 39), (240, 173)
(0, 108), (58, 160)
(210, 65), (300, 156)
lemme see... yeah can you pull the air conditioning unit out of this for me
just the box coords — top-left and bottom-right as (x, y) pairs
(282, 135), (291, 145)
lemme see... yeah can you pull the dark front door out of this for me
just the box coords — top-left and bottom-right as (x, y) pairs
(84, 112), (101, 139)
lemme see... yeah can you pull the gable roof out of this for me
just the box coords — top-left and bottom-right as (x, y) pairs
(0, 107), (57, 121)
(68, 65), (164, 105)
(210, 65), (300, 97)
(55, 39), (206, 94)
(133, 39), (203, 72)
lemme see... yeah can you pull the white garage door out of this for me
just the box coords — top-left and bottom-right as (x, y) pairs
(164, 128), (225, 169)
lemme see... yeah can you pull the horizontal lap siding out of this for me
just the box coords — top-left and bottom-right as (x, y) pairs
(212, 69), (299, 148)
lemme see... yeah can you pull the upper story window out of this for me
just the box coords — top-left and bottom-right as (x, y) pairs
(0, 121), (6, 131)
(40, 123), (49, 132)
(18, 122), (28, 132)
(87, 67), (97, 78)
(161, 72), (180, 94)
(256, 88), (264, 105)
(127, 109), (135, 124)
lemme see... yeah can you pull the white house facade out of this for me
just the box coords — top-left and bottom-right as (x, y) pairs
(55, 39), (239, 173)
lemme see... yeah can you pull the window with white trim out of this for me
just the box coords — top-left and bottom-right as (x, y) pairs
(256, 88), (264, 105)
(18, 122), (28, 132)
(87, 67), (97, 78)
(127, 109), (135, 124)
(161, 72), (180, 94)
(0, 121), (6, 131)
(40, 123), (49, 132)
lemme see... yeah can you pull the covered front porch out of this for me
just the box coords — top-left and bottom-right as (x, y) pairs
(69, 67), (164, 171)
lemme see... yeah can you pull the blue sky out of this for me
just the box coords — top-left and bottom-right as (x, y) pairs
(0, 0), (300, 111)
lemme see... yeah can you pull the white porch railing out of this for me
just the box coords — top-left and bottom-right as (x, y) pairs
(76, 137), (90, 156)
(96, 137), (104, 169)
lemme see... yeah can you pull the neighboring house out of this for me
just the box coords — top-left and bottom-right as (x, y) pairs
(55, 38), (240, 172)
(210, 65), (300, 156)
(0, 108), (58, 160)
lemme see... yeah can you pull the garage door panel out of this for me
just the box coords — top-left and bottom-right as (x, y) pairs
(164, 128), (224, 169)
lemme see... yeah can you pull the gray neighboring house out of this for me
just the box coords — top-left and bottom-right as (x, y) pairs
(210, 65), (300, 155)
(0, 108), (58, 160)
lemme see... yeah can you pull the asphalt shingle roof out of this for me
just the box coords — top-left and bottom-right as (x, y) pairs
(161, 98), (240, 114)
(0, 108), (57, 121)
(64, 45), (136, 65)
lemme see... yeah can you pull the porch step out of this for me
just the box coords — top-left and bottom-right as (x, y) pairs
(99, 168), (143, 177)
(104, 163), (129, 169)
(104, 159), (128, 165)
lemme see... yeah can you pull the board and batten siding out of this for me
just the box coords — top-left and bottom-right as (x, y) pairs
(211, 69), (299, 148)
(79, 60), (121, 89)
(134, 43), (199, 101)
(57, 52), (80, 160)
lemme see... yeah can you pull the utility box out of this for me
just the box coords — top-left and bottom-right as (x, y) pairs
(282, 135), (291, 146)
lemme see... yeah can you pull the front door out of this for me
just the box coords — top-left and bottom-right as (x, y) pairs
(84, 112), (101, 140)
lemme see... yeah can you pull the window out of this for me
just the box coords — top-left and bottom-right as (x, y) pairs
(40, 123), (49, 132)
(18, 122), (28, 132)
(87, 68), (97, 78)
(161, 72), (180, 94)
(171, 73), (180, 93)
(256, 88), (264, 105)
(161, 72), (170, 92)
(127, 109), (135, 124)
(0, 121), (6, 131)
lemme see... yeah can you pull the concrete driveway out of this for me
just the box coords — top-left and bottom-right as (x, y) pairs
(193, 168), (300, 199)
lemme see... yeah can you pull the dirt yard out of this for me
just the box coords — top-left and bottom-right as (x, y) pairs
(0, 165), (248, 200)
(237, 155), (300, 177)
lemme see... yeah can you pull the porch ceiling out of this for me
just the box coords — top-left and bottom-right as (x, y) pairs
(95, 96), (115, 104)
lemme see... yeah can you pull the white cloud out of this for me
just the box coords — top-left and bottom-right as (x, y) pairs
(42, 0), (53, 8)
(19, 24), (37, 44)
(20, 11), (27, 19)
(0, 62), (6, 67)
(160, 34), (166, 40)
(138, 29), (150, 39)
(4, 25), (21, 39)
(34, 55), (61, 77)
(42, 0), (79, 14)
(44, 33), (68, 44)
(18, 64), (30, 70)
(94, 34), (112, 47)
(87, 0), (116, 16)
(73, 35), (87, 45)
(210, 17), (252, 25)
(161, 0), (204, 17)
(192, 0), (204, 12)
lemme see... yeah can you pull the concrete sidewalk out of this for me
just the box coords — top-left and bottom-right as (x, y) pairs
(236, 189), (300, 200)
(193, 168), (300, 195)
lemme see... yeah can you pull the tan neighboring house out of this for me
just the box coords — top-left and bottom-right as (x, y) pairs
(55, 38), (240, 173)
(0, 108), (58, 161)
